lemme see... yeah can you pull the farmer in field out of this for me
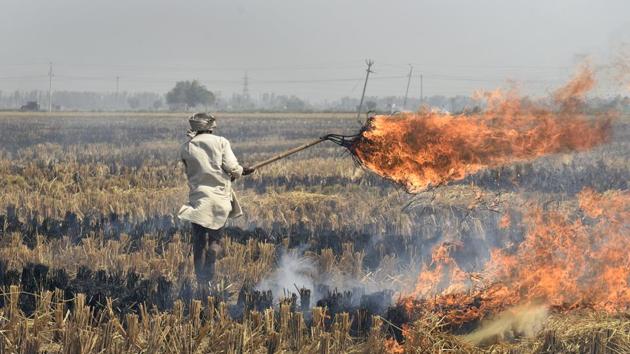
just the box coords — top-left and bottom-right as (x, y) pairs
(178, 113), (254, 288)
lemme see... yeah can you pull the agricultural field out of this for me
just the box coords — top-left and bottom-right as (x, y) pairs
(0, 111), (628, 353)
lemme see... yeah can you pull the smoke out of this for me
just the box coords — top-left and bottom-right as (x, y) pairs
(256, 250), (317, 302)
(461, 303), (549, 346)
(256, 247), (396, 312)
(611, 44), (630, 91)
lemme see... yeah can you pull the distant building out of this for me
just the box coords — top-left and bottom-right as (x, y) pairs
(20, 101), (40, 111)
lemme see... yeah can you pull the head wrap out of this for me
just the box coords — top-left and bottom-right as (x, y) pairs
(187, 112), (217, 138)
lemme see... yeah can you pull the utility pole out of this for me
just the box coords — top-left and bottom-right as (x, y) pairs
(48, 62), (53, 112)
(420, 74), (424, 106)
(115, 76), (120, 109)
(356, 59), (374, 124)
(403, 65), (413, 109)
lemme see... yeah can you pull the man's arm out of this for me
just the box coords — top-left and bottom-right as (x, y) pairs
(180, 143), (189, 172)
(221, 138), (244, 179)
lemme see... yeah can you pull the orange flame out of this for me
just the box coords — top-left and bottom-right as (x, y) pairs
(351, 66), (613, 192)
(498, 213), (511, 229)
(403, 188), (629, 325)
(412, 241), (471, 298)
(384, 338), (404, 354)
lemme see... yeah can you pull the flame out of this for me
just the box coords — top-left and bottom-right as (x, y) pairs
(552, 63), (595, 111)
(350, 65), (613, 192)
(384, 338), (404, 354)
(403, 188), (629, 325)
(412, 241), (471, 298)
(498, 213), (511, 229)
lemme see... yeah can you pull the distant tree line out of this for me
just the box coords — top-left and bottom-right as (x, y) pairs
(1, 86), (628, 113)
(0, 90), (163, 111)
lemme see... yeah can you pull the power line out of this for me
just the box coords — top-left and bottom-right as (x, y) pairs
(48, 74), (409, 85)
(37, 61), (365, 72)
(0, 75), (48, 80)
(421, 74), (558, 83)
(0, 60), (572, 72)
(405, 62), (571, 70)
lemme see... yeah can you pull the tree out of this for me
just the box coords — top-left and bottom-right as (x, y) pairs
(283, 95), (307, 111)
(166, 80), (214, 110)
(152, 99), (163, 111)
(127, 96), (140, 110)
(206, 91), (216, 107)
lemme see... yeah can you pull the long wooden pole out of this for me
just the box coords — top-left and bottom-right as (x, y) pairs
(250, 137), (327, 170)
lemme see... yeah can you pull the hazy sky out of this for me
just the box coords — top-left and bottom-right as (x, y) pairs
(1, 0), (629, 100)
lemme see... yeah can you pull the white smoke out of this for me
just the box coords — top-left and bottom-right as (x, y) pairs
(256, 250), (317, 302)
(256, 248), (396, 312)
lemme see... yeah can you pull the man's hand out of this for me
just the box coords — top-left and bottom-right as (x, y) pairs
(242, 166), (256, 176)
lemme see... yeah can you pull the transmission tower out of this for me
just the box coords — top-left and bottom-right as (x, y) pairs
(242, 71), (250, 100)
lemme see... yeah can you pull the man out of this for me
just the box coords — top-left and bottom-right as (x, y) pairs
(178, 112), (254, 288)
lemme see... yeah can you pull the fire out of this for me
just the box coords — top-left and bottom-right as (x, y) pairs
(403, 188), (630, 326)
(383, 338), (404, 353)
(412, 241), (471, 298)
(350, 65), (613, 192)
(498, 213), (511, 229)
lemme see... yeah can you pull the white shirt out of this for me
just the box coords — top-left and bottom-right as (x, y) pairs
(178, 133), (243, 229)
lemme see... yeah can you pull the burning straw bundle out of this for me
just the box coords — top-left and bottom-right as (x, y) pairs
(347, 113), (611, 194)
